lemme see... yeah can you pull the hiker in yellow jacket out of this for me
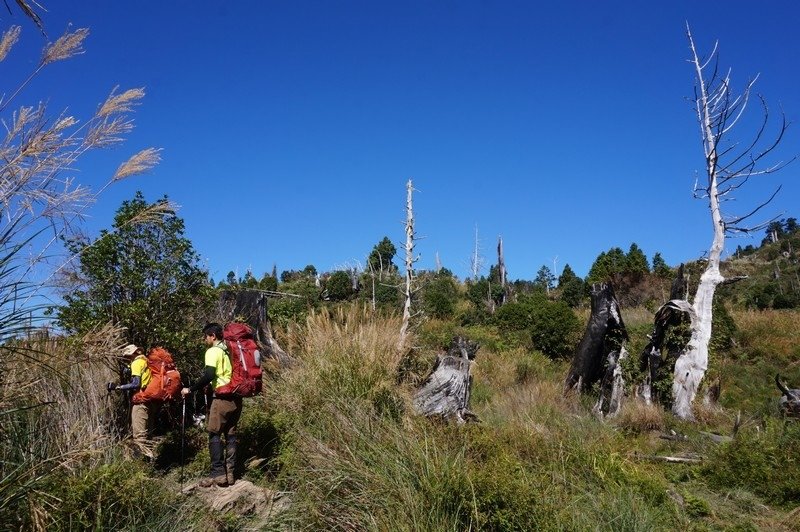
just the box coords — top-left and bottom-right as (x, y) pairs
(108, 344), (156, 456)
(181, 323), (242, 488)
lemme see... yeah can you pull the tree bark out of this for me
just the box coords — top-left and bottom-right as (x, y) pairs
(413, 336), (479, 423)
(564, 283), (628, 414)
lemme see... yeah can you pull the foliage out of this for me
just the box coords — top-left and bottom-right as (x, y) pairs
(41, 461), (178, 530)
(325, 270), (354, 301)
(556, 264), (586, 308)
(586, 246), (628, 285)
(367, 236), (398, 273)
(465, 277), (504, 321)
(528, 299), (581, 359)
(56, 192), (214, 368)
(534, 265), (556, 292)
(268, 276), (320, 328)
(626, 243), (650, 274)
(493, 293), (580, 358)
(651, 252), (671, 277)
(420, 272), (459, 319)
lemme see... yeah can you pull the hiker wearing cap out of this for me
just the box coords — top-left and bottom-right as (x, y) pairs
(108, 344), (156, 453)
(181, 322), (241, 488)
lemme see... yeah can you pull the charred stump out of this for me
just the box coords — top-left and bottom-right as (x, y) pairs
(776, 375), (800, 418)
(413, 336), (479, 423)
(564, 283), (628, 417)
(637, 265), (693, 406)
(217, 290), (294, 367)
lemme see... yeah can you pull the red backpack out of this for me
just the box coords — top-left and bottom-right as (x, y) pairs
(132, 347), (182, 404)
(214, 323), (263, 398)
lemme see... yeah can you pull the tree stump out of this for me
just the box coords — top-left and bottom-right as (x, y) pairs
(413, 336), (479, 423)
(637, 264), (693, 406)
(217, 290), (294, 367)
(776, 375), (800, 418)
(564, 283), (628, 400)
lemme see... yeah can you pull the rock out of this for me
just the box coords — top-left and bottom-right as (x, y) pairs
(184, 479), (288, 522)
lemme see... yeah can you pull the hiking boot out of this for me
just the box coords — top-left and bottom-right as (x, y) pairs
(226, 470), (235, 486)
(198, 475), (228, 488)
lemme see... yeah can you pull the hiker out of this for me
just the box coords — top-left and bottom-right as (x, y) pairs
(108, 344), (158, 455)
(181, 323), (242, 487)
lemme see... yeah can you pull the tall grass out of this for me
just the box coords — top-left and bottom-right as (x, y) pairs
(264, 303), (695, 530)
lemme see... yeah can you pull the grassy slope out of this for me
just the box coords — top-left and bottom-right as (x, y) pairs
(252, 304), (800, 531)
(5, 302), (798, 530)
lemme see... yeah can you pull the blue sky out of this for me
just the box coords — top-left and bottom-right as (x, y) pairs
(4, 1), (799, 283)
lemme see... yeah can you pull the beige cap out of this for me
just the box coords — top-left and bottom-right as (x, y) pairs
(122, 344), (140, 357)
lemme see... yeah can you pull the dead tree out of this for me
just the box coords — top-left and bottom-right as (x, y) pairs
(497, 236), (507, 303)
(217, 289), (293, 367)
(413, 336), (479, 423)
(637, 264), (690, 405)
(399, 179), (418, 349)
(776, 375), (800, 418)
(670, 27), (793, 420)
(564, 283), (628, 417)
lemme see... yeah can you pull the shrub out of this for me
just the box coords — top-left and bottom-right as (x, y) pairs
(325, 270), (354, 301)
(529, 300), (581, 359)
(421, 275), (459, 319)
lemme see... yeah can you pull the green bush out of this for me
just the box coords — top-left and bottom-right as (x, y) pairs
(325, 270), (354, 301)
(528, 300), (580, 359)
(421, 275), (459, 319)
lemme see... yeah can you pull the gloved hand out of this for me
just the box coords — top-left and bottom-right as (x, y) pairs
(106, 382), (117, 392)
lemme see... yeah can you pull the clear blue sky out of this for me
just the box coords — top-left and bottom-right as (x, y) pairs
(4, 1), (799, 283)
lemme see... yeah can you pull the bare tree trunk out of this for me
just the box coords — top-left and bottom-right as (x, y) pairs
(470, 224), (482, 280)
(497, 235), (506, 305)
(672, 27), (789, 419)
(399, 179), (416, 348)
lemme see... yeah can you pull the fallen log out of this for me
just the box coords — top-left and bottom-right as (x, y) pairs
(413, 336), (479, 423)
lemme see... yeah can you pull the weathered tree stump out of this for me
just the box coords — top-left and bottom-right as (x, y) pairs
(776, 375), (800, 418)
(564, 283), (628, 417)
(637, 264), (693, 406)
(217, 290), (294, 367)
(413, 336), (479, 423)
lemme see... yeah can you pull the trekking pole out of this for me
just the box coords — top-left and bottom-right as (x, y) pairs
(180, 396), (186, 491)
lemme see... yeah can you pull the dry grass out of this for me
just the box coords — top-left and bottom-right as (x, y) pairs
(613, 400), (666, 434)
(288, 304), (404, 368)
(41, 28), (88, 65)
(1, 322), (127, 459)
(733, 309), (800, 364)
(0, 25), (21, 62)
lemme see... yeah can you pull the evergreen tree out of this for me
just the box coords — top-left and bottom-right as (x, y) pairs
(652, 252), (671, 277)
(557, 263), (585, 307)
(586, 247), (626, 284)
(626, 243), (650, 274)
(367, 236), (397, 273)
(57, 192), (213, 360)
(534, 265), (556, 292)
(557, 264), (579, 287)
